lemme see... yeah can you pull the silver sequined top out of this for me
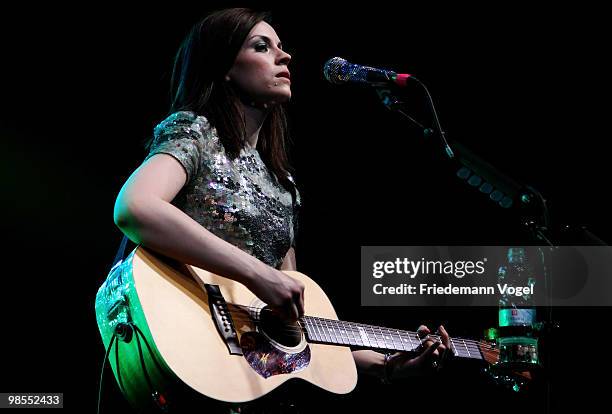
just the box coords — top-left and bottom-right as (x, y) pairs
(145, 111), (300, 269)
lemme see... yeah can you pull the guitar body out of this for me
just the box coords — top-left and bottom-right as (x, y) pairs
(95, 247), (357, 412)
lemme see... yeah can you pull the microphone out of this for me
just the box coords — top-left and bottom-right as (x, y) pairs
(323, 57), (412, 87)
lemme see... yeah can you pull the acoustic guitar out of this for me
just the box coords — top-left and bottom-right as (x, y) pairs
(95, 246), (502, 412)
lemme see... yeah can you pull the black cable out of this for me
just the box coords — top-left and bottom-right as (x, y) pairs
(133, 324), (174, 381)
(134, 323), (156, 397)
(115, 332), (127, 395)
(410, 76), (455, 159)
(97, 334), (117, 414)
(99, 322), (177, 414)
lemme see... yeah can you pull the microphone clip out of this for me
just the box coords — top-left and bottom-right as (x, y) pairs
(373, 87), (432, 142)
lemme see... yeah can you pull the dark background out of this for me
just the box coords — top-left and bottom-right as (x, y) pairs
(2, 2), (610, 413)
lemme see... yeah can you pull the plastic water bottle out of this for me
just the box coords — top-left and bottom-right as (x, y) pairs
(496, 247), (539, 369)
(498, 247), (536, 327)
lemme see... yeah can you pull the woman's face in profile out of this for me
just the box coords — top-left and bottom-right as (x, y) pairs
(226, 21), (292, 106)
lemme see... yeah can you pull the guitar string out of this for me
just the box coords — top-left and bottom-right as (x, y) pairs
(228, 312), (492, 351)
(226, 304), (496, 351)
(223, 320), (495, 355)
(218, 304), (496, 352)
(226, 316), (496, 356)
(229, 303), (494, 349)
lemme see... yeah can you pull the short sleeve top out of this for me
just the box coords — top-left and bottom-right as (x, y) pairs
(145, 111), (300, 269)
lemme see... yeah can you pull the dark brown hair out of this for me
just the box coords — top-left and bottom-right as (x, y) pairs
(163, 8), (294, 190)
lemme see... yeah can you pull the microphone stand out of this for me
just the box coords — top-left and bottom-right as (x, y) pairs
(372, 83), (606, 247)
(373, 81), (606, 408)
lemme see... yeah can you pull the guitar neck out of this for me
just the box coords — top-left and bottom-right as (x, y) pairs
(301, 316), (484, 360)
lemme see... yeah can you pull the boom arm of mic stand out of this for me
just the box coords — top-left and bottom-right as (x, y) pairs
(373, 86), (552, 243)
(372, 85), (607, 245)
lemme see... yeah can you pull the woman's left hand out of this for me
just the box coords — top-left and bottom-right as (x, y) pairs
(386, 325), (453, 380)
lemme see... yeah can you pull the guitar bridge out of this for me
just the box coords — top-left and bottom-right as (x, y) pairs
(204, 284), (243, 356)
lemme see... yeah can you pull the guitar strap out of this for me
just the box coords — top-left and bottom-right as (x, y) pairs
(111, 235), (130, 270)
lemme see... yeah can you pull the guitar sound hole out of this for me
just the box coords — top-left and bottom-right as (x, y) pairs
(259, 307), (302, 347)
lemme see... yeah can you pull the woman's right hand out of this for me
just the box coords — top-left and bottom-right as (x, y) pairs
(246, 266), (305, 321)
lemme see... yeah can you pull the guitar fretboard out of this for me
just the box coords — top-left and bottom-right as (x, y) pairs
(301, 316), (483, 360)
